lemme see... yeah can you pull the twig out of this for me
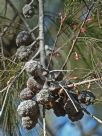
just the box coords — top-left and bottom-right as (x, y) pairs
(47, 23), (63, 69)
(38, 0), (46, 68)
(27, 37), (39, 49)
(0, 83), (12, 117)
(38, 1), (47, 136)
(1, 56), (17, 65)
(1, 76), (101, 94)
(0, 37), (6, 70)
(82, 0), (90, 10)
(77, 37), (102, 43)
(49, 69), (73, 73)
(68, 77), (102, 88)
(43, 106), (46, 136)
(0, 86), (8, 93)
(69, 77), (102, 86)
(4, 0), (8, 16)
(95, 99), (102, 103)
(83, 107), (102, 124)
(59, 83), (79, 112)
(30, 25), (39, 33)
(97, 8), (101, 28)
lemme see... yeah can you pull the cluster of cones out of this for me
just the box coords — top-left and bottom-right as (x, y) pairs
(17, 60), (95, 130)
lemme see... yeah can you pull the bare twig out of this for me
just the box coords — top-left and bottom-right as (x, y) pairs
(83, 107), (102, 124)
(38, 1), (47, 136)
(38, 0), (46, 68)
(68, 77), (102, 88)
(0, 37), (6, 70)
(0, 86), (8, 93)
(82, 0), (90, 10)
(30, 25), (39, 33)
(47, 23), (63, 69)
(43, 106), (46, 136)
(0, 83), (12, 117)
(59, 83), (79, 112)
(49, 69), (73, 73)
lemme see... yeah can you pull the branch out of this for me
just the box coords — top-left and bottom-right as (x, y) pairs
(0, 37), (6, 70)
(38, 0), (46, 68)
(83, 107), (102, 124)
(67, 77), (102, 88)
(43, 106), (46, 136)
(38, 1), (47, 136)
(59, 83), (79, 112)
(47, 22), (63, 69)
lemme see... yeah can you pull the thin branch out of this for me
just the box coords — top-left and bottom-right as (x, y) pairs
(83, 107), (102, 124)
(0, 86), (8, 93)
(47, 23), (63, 69)
(59, 83), (79, 112)
(49, 70), (73, 73)
(0, 37), (6, 70)
(43, 106), (46, 136)
(77, 37), (102, 43)
(82, 0), (90, 10)
(38, 1), (47, 136)
(30, 25), (39, 33)
(38, 0), (46, 68)
(0, 83), (12, 117)
(67, 77), (102, 88)
(1, 76), (101, 94)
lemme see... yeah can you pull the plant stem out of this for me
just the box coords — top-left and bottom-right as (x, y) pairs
(67, 77), (102, 88)
(38, 0), (46, 68)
